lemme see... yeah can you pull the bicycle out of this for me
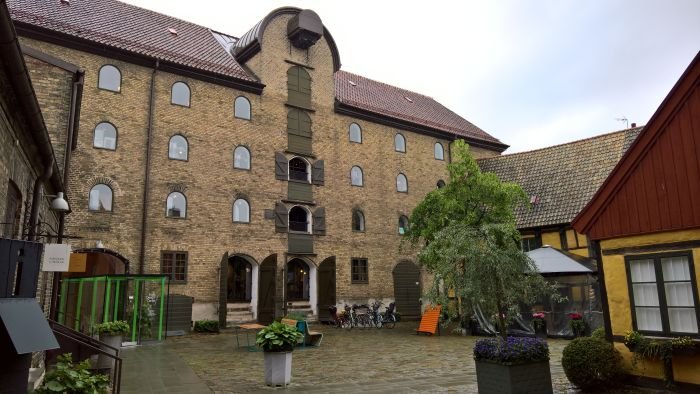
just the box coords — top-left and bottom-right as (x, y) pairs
(381, 302), (397, 329)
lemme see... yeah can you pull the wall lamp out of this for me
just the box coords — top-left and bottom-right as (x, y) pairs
(46, 192), (70, 213)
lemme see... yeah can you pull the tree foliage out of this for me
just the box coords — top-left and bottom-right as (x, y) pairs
(406, 140), (561, 337)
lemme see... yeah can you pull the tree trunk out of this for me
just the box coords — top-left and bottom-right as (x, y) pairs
(496, 299), (507, 339)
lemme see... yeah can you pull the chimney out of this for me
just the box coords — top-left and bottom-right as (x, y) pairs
(631, 123), (637, 128)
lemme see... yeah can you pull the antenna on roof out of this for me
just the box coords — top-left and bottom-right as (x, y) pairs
(615, 117), (629, 128)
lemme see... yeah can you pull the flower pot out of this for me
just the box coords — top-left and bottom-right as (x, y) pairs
(263, 351), (292, 386)
(96, 334), (122, 370)
(534, 322), (547, 339)
(475, 360), (553, 394)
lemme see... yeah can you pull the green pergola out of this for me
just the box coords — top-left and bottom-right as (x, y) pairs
(57, 275), (169, 343)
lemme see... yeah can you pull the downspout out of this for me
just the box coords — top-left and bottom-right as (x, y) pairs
(138, 60), (158, 274)
(27, 163), (52, 241)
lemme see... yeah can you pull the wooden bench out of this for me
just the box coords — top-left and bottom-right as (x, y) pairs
(281, 318), (323, 347)
(416, 305), (442, 336)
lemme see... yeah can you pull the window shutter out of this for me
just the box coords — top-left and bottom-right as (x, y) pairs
(287, 109), (311, 138)
(313, 207), (326, 235)
(275, 152), (288, 180)
(274, 202), (288, 233)
(312, 160), (324, 185)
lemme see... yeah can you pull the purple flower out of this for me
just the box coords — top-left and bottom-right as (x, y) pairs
(473, 337), (549, 365)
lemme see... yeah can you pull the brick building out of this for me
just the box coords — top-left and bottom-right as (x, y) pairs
(8, 1), (507, 324)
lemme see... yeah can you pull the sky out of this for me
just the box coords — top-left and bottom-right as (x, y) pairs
(123, 0), (700, 153)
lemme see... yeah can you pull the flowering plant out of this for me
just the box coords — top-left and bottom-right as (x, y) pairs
(567, 312), (583, 320)
(473, 336), (549, 365)
(568, 313), (586, 336)
(532, 312), (546, 330)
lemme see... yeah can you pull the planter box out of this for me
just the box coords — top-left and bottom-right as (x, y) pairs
(475, 360), (552, 394)
(264, 351), (292, 387)
(96, 334), (122, 370)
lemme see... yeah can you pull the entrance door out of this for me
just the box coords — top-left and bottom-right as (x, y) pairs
(317, 257), (336, 322)
(286, 258), (310, 301)
(227, 256), (252, 302)
(393, 261), (421, 319)
(257, 255), (276, 324)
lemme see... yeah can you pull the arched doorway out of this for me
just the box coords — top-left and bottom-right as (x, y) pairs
(317, 257), (336, 323)
(393, 260), (421, 319)
(286, 258), (310, 300)
(257, 255), (277, 324)
(65, 248), (129, 278)
(227, 256), (252, 302)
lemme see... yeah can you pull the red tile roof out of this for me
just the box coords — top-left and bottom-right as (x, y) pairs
(336, 71), (504, 145)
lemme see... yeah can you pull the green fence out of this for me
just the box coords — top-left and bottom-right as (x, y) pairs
(57, 275), (169, 343)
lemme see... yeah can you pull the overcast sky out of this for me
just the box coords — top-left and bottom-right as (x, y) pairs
(123, 0), (699, 153)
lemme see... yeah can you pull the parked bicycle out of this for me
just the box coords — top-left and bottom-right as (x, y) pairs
(381, 302), (397, 329)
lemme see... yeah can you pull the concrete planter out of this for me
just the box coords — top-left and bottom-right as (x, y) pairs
(263, 351), (292, 386)
(96, 334), (122, 370)
(475, 360), (552, 394)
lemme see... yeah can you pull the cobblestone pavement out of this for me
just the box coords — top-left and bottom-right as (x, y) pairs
(119, 322), (636, 393)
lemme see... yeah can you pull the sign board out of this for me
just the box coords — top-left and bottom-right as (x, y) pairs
(69, 253), (88, 272)
(41, 244), (71, 272)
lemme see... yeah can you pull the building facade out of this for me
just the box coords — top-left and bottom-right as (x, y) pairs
(8, 1), (507, 324)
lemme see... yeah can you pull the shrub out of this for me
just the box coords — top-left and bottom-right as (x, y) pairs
(473, 336), (549, 365)
(94, 320), (130, 336)
(590, 327), (606, 340)
(562, 337), (623, 391)
(194, 320), (219, 333)
(256, 321), (303, 352)
(36, 353), (110, 394)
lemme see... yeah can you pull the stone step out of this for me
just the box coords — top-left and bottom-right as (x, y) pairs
(227, 303), (251, 312)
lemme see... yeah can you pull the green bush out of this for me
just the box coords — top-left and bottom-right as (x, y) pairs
(36, 353), (110, 394)
(256, 321), (303, 352)
(94, 320), (130, 336)
(590, 327), (606, 340)
(194, 320), (219, 333)
(562, 337), (623, 391)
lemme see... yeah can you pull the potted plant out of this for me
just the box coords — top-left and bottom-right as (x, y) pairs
(532, 311), (547, 338)
(93, 320), (129, 369)
(37, 353), (110, 394)
(568, 312), (586, 337)
(623, 330), (699, 387)
(474, 336), (553, 394)
(255, 321), (303, 386)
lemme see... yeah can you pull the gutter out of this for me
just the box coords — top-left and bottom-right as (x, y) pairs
(138, 60), (158, 274)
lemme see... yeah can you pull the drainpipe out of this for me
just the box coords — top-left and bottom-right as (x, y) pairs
(27, 164), (52, 241)
(138, 60), (159, 274)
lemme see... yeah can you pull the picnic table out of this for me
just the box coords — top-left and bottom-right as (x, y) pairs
(234, 323), (265, 351)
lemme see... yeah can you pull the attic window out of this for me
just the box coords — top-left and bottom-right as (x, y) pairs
(348, 80), (357, 86)
(403, 96), (413, 103)
(530, 195), (541, 204)
(168, 28), (178, 36)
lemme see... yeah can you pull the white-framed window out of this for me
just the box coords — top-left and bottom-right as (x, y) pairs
(98, 65), (121, 92)
(288, 205), (311, 233)
(396, 173), (408, 193)
(352, 209), (365, 232)
(233, 199), (250, 223)
(166, 192), (187, 218)
(349, 123), (362, 143)
(171, 82), (191, 106)
(169, 135), (188, 161)
(234, 146), (251, 170)
(93, 122), (117, 150)
(434, 142), (444, 160)
(351, 166), (363, 186)
(394, 133), (406, 152)
(88, 184), (113, 212)
(289, 157), (310, 182)
(234, 96), (251, 120)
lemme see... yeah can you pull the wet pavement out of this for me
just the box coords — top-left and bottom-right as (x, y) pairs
(119, 323), (593, 393)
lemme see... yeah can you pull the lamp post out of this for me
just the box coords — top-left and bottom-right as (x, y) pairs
(46, 192), (70, 320)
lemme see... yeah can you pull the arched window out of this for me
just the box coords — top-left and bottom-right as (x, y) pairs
(234, 96), (251, 120)
(394, 133), (406, 152)
(398, 215), (409, 235)
(169, 135), (188, 161)
(233, 199), (250, 223)
(98, 65), (121, 92)
(166, 192), (187, 218)
(88, 184), (113, 212)
(93, 122), (117, 150)
(352, 209), (365, 232)
(288, 206), (310, 233)
(351, 166), (363, 186)
(234, 146), (251, 170)
(349, 123), (362, 143)
(171, 82), (190, 106)
(287, 66), (311, 108)
(396, 173), (408, 193)
(434, 142), (445, 160)
(289, 157), (310, 182)
(437, 180), (446, 189)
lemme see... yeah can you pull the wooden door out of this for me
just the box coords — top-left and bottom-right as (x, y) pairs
(257, 256), (276, 324)
(393, 261), (421, 319)
(317, 257), (336, 323)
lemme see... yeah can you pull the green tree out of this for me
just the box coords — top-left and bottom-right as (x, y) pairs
(405, 140), (560, 338)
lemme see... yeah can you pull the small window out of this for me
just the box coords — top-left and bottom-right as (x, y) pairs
(289, 206), (310, 233)
(398, 215), (409, 235)
(349, 123), (362, 143)
(93, 122), (117, 150)
(88, 184), (113, 212)
(394, 133), (406, 152)
(234, 96), (251, 120)
(233, 199), (250, 223)
(162, 251), (187, 282)
(171, 82), (190, 106)
(352, 209), (365, 232)
(521, 237), (539, 252)
(351, 166), (363, 186)
(169, 135), (188, 161)
(434, 142), (444, 160)
(351, 258), (368, 284)
(437, 180), (446, 189)
(234, 146), (251, 170)
(289, 157), (310, 182)
(166, 192), (187, 218)
(396, 173), (408, 193)
(98, 65), (121, 92)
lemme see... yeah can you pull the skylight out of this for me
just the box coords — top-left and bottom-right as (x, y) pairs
(168, 28), (178, 36)
(348, 80), (357, 86)
(403, 96), (413, 103)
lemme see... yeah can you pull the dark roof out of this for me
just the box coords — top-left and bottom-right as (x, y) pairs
(7, 0), (255, 82)
(478, 127), (642, 229)
(336, 71), (505, 147)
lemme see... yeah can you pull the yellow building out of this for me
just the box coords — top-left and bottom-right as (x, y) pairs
(574, 52), (700, 390)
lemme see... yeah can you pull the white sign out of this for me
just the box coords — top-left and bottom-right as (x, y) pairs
(42, 244), (72, 272)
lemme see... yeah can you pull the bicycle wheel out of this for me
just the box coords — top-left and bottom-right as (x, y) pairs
(376, 314), (384, 329)
(384, 314), (396, 329)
